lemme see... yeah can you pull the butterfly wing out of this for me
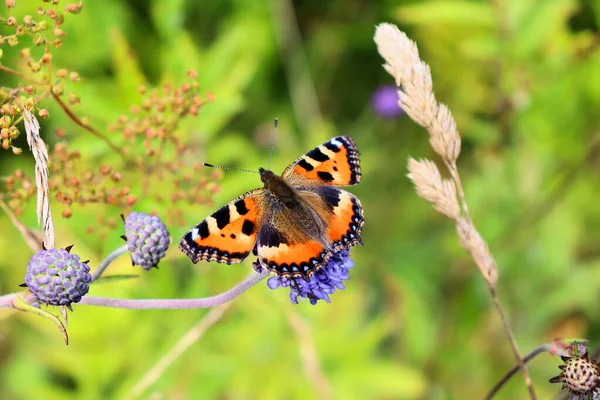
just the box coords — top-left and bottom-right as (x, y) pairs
(298, 185), (364, 251)
(281, 136), (361, 186)
(256, 185), (364, 277)
(179, 189), (265, 264)
(255, 211), (331, 277)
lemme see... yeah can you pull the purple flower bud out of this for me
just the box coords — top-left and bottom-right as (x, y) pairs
(371, 85), (403, 118)
(124, 212), (171, 270)
(24, 247), (92, 307)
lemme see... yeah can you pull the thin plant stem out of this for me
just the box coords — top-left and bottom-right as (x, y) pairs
(286, 306), (333, 400)
(485, 344), (551, 400)
(447, 158), (536, 399)
(127, 302), (233, 399)
(0, 271), (269, 310)
(0, 65), (43, 85)
(79, 271), (268, 309)
(0, 197), (43, 252)
(490, 288), (537, 400)
(91, 244), (129, 281)
(50, 90), (128, 160)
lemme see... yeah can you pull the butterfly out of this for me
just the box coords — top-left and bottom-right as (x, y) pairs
(179, 136), (364, 278)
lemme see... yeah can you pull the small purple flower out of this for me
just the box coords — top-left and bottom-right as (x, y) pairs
(24, 247), (92, 307)
(124, 212), (170, 270)
(371, 84), (403, 118)
(258, 250), (355, 305)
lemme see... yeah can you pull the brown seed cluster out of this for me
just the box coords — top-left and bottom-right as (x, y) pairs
(0, 1), (221, 240)
(109, 72), (208, 158)
(106, 70), (219, 223)
(0, 142), (133, 218)
(0, 0), (83, 152)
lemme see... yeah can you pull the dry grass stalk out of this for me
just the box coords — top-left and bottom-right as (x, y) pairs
(375, 22), (536, 399)
(126, 302), (232, 399)
(407, 158), (460, 220)
(24, 110), (54, 249)
(374, 23), (461, 163)
(0, 199), (43, 252)
(456, 218), (498, 288)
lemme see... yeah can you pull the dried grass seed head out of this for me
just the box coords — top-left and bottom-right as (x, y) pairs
(407, 157), (460, 220)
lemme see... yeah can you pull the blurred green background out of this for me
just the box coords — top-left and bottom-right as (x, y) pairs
(1, 0), (600, 399)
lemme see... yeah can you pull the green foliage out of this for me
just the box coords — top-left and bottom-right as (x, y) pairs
(1, 0), (600, 399)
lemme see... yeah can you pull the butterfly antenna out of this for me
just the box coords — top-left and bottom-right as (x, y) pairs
(202, 163), (259, 174)
(267, 118), (278, 171)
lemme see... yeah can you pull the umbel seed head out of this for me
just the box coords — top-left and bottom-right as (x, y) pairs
(550, 353), (600, 395)
(24, 246), (92, 307)
(124, 212), (170, 270)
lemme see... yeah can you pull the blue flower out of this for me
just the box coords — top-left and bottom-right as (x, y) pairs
(371, 84), (403, 118)
(257, 250), (355, 305)
(24, 247), (92, 307)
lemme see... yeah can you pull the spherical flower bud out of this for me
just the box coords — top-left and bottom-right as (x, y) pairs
(124, 212), (170, 270)
(260, 249), (355, 305)
(24, 247), (92, 307)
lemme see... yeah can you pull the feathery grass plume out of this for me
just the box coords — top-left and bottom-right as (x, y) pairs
(24, 110), (54, 249)
(456, 218), (498, 288)
(406, 158), (460, 220)
(374, 23), (461, 163)
(375, 22), (535, 398)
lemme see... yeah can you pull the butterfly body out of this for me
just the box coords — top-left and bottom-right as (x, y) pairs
(180, 136), (364, 278)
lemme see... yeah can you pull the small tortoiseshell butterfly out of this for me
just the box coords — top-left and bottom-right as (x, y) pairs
(179, 136), (364, 278)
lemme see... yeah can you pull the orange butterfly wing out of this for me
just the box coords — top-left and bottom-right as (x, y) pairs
(317, 186), (364, 251)
(282, 136), (361, 186)
(256, 221), (330, 277)
(179, 189), (264, 264)
(254, 186), (364, 277)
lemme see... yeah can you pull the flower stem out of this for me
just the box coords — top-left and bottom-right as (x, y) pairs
(447, 158), (536, 398)
(0, 271), (269, 310)
(490, 288), (537, 399)
(80, 271), (269, 309)
(50, 90), (128, 161)
(0, 65), (43, 85)
(485, 344), (551, 400)
(92, 244), (129, 281)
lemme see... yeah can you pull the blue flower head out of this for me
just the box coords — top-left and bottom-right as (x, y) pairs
(371, 84), (403, 119)
(256, 249), (355, 305)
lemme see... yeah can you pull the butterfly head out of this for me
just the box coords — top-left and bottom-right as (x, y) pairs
(259, 167), (296, 203)
(258, 167), (274, 184)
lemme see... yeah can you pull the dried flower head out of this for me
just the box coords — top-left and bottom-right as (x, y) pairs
(407, 157), (460, 220)
(456, 218), (498, 288)
(550, 351), (600, 397)
(374, 23), (461, 163)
